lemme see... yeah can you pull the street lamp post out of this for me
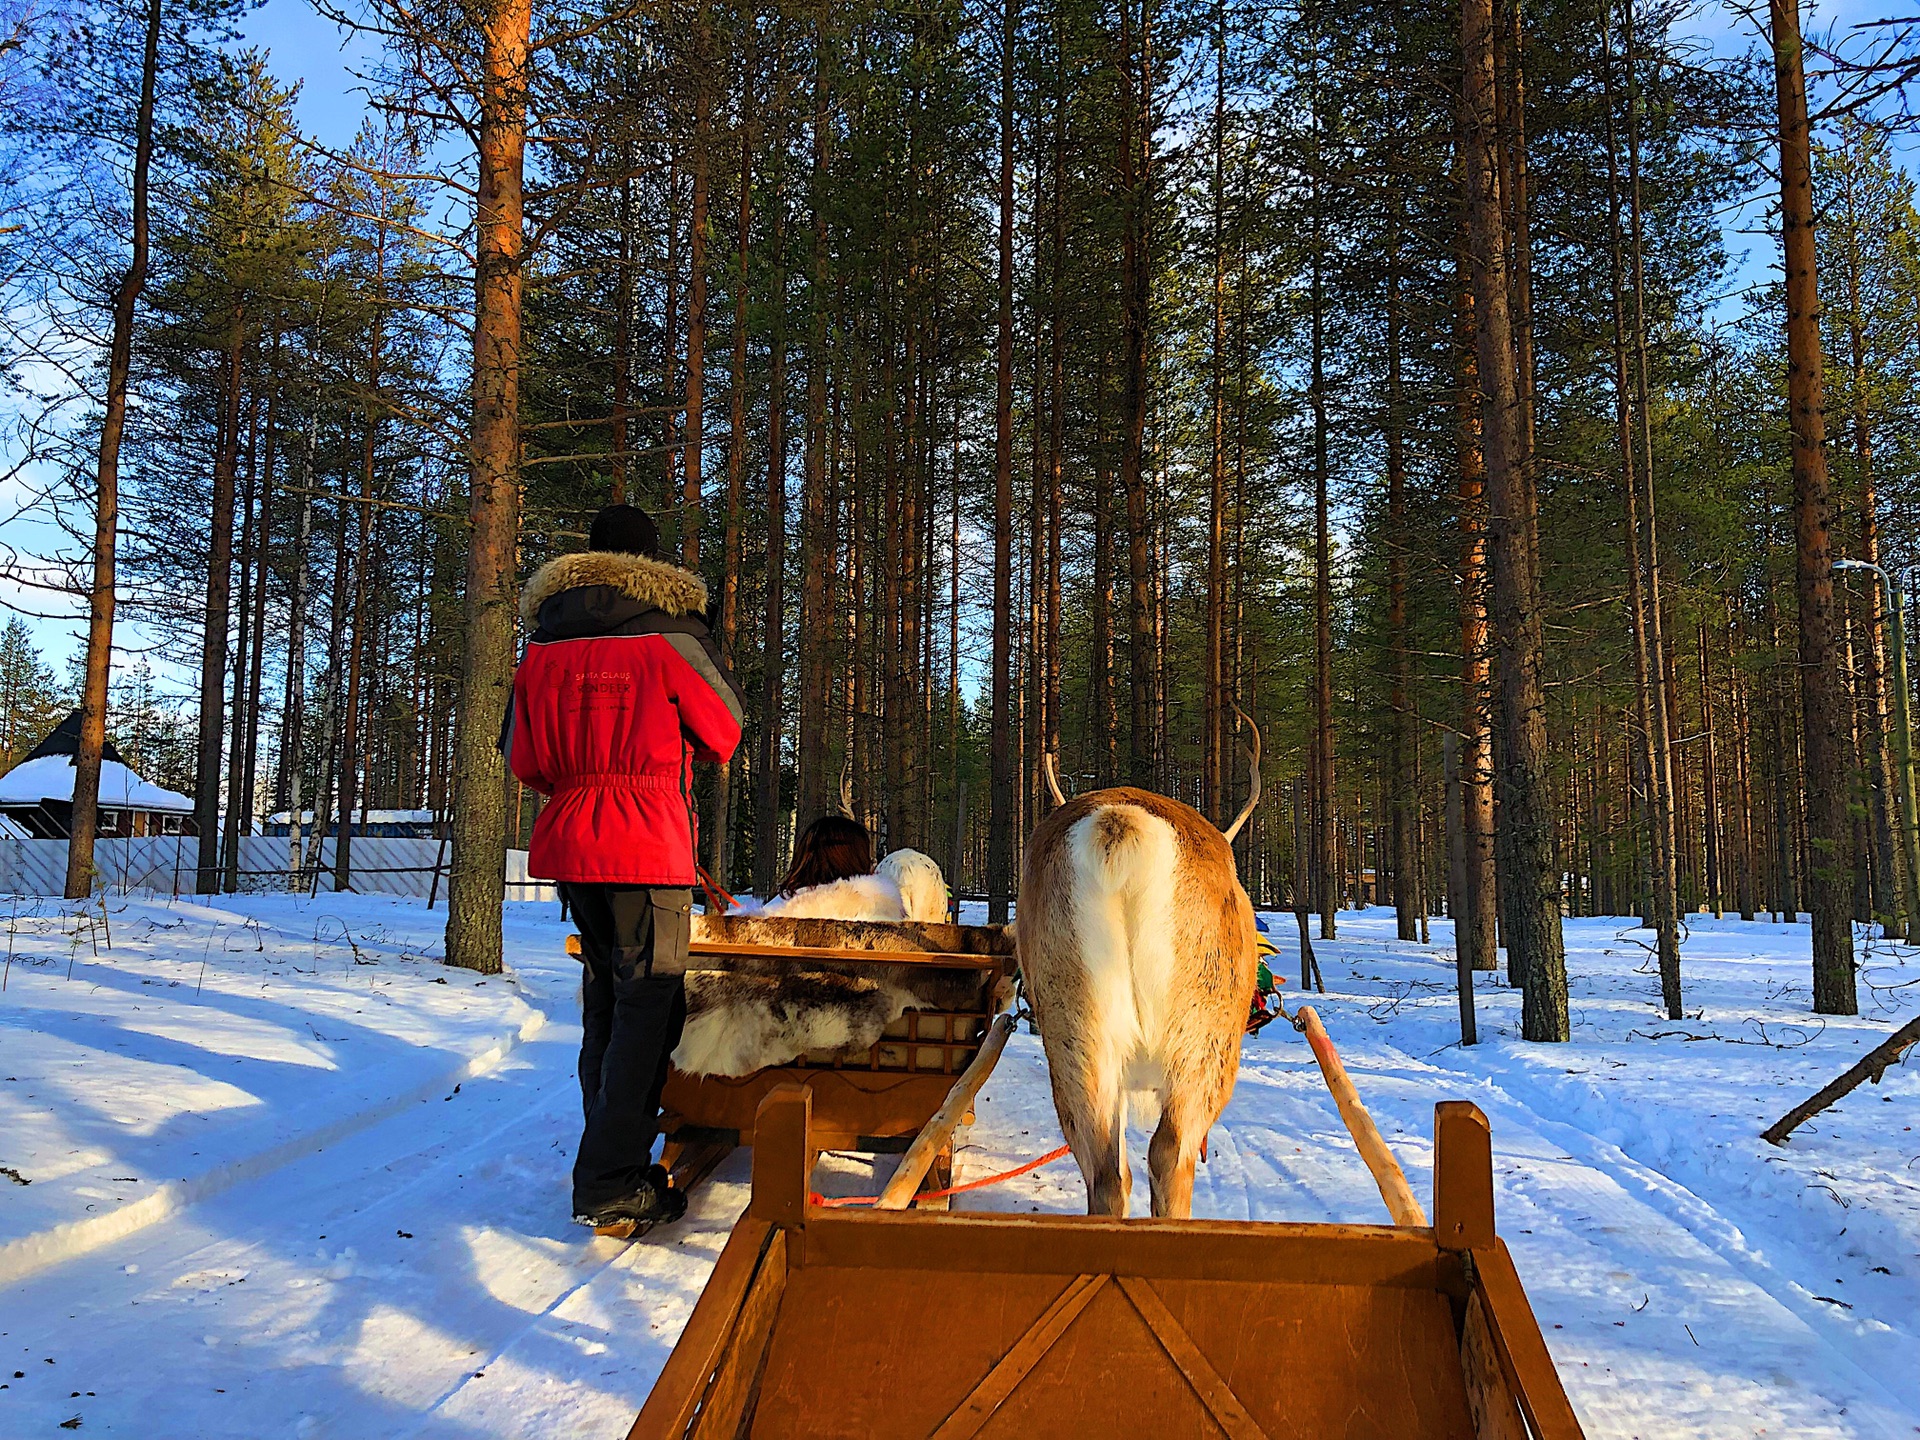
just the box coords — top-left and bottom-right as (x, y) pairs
(1835, 557), (1920, 932)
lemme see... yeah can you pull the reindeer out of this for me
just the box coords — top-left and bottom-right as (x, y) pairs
(1017, 717), (1260, 1219)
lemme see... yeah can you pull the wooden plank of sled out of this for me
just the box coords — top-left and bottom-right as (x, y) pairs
(686, 940), (1006, 970)
(876, 1009), (1016, 1209)
(1113, 1276), (1268, 1440)
(659, 1134), (736, 1197)
(626, 1217), (777, 1440)
(664, 1069), (965, 1150)
(926, 1273), (1112, 1440)
(687, 1226), (789, 1440)
(1461, 1291), (1529, 1440)
(1430, 1101), (1584, 1439)
(1469, 1240), (1585, 1440)
(1129, 1276), (1475, 1440)
(801, 1209), (1448, 1290)
(751, 1265), (1475, 1440)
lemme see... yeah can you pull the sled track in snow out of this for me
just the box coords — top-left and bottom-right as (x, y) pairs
(0, 979), (551, 1288)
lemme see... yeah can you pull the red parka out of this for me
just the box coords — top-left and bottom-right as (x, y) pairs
(508, 550), (743, 885)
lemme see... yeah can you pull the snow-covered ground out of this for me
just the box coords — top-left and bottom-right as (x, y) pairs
(1, 893), (1916, 1437)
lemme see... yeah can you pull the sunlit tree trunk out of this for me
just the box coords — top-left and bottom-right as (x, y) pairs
(67, 0), (163, 900)
(1772, 0), (1856, 1013)
(446, 0), (531, 974)
(1463, 0), (1566, 1037)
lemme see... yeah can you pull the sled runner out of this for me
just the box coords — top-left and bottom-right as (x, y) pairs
(567, 913), (1015, 1204)
(629, 1084), (1585, 1440)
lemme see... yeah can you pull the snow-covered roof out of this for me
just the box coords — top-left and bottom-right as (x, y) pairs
(265, 808), (438, 826)
(0, 755), (195, 813)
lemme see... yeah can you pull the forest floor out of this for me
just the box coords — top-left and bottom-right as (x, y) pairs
(0, 891), (1916, 1438)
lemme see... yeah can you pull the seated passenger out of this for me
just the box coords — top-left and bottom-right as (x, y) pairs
(760, 814), (907, 920)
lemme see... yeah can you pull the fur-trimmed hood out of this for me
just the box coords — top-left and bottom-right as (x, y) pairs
(520, 549), (708, 631)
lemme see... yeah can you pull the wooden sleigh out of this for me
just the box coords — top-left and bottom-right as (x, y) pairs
(629, 1081), (1585, 1440)
(569, 913), (1017, 1200)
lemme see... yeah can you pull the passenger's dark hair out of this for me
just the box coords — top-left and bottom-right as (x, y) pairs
(778, 814), (874, 896)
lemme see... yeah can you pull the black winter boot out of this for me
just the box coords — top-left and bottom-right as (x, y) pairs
(574, 1168), (687, 1234)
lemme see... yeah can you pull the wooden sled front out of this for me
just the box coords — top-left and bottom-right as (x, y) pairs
(631, 1086), (1585, 1440)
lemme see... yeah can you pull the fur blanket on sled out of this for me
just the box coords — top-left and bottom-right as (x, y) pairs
(671, 852), (977, 1077)
(720, 850), (949, 925)
(673, 964), (985, 1077)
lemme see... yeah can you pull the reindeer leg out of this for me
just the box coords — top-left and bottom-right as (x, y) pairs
(1147, 1085), (1209, 1220)
(1048, 1045), (1129, 1218)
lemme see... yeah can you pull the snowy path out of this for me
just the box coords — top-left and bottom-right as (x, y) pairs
(2, 897), (1918, 1437)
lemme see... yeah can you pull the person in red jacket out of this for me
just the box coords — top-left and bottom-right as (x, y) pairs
(508, 504), (742, 1230)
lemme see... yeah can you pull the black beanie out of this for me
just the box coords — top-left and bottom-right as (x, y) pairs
(588, 504), (658, 558)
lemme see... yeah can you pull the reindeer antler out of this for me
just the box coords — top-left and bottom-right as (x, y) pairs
(1221, 704), (1262, 845)
(1043, 752), (1069, 807)
(839, 757), (856, 819)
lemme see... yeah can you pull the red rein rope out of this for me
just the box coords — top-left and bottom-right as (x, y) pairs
(811, 1143), (1074, 1208)
(695, 864), (738, 915)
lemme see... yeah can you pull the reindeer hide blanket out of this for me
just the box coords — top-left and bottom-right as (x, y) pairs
(674, 965), (987, 1077)
(672, 969), (892, 1077)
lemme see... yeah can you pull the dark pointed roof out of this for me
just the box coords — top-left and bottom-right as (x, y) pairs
(26, 710), (124, 767)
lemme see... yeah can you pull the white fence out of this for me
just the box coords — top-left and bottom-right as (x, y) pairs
(0, 836), (556, 903)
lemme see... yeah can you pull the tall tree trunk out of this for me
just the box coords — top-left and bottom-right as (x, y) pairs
(1119, 0), (1154, 790)
(1204, 0), (1228, 827)
(1837, 153), (1910, 937)
(1044, 11), (1065, 804)
(1455, 260), (1497, 973)
(1093, 347), (1116, 786)
(194, 310), (246, 893)
(222, 387), (262, 890)
(1624, 0), (1683, 1007)
(1387, 189), (1416, 942)
(611, 165), (633, 505)
(987, 0), (1017, 921)
(1730, 609), (1759, 919)
(337, 285), (384, 893)
(334, 430), (375, 890)
(237, 370), (275, 875)
(446, 0), (530, 974)
(752, 195), (789, 898)
(1600, 0), (1681, 1014)
(1311, 77), (1335, 941)
(1765, 576), (1799, 920)
(682, 13), (710, 572)
(283, 457), (313, 887)
(795, 9), (832, 827)
(711, 50), (752, 889)
(68, 0), (161, 898)
(1463, 0), (1566, 1037)
(1772, 0), (1857, 1013)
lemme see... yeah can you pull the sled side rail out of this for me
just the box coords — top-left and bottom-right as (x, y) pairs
(1433, 1101), (1584, 1440)
(628, 1217), (783, 1440)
